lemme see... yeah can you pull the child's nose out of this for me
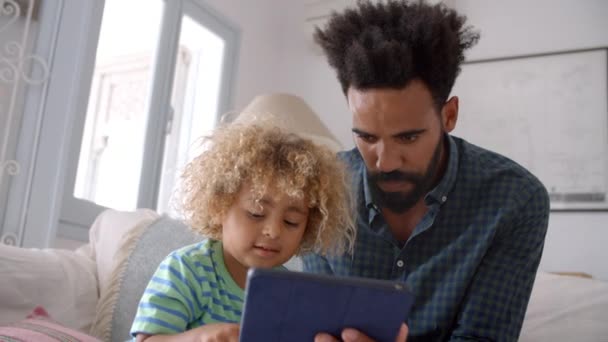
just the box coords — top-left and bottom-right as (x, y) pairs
(262, 220), (281, 239)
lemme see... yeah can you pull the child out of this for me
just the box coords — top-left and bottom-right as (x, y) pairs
(130, 122), (355, 341)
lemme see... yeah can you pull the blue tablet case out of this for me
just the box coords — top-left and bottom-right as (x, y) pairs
(239, 268), (415, 342)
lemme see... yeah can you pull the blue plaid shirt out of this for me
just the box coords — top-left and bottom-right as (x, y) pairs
(302, 135), (550, 341)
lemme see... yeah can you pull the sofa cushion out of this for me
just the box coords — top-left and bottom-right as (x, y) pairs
(0, 243), (98, 332)
(90, 216), (203, 342)
(0, 306), (101, 342)
(87, 208), (159, 296)
(519, 272), (608, 341)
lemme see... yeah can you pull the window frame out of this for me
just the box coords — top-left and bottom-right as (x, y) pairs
(6, 0), (239, 247)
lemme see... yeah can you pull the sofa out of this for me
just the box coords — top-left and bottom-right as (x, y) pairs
(0, 209), (161, 341)
(1, 209), (607, 341)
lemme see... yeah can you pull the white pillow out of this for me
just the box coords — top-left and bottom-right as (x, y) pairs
(87, 208), (159, 296)
(0, 244), (98, 332)
(521, 272), (608, 341)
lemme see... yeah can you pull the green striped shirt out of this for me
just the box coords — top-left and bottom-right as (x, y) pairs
(130, 239), (244, 336)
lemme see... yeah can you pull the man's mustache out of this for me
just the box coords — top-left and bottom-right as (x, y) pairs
(369, 170), (423, 183)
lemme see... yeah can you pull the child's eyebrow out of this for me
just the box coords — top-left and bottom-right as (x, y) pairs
(256, 198), (308, 215)
(285, 206), (308, 215)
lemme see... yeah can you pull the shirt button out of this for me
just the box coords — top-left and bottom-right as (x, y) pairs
(396, 260), (404, 268)
(441, 195), (447, 202)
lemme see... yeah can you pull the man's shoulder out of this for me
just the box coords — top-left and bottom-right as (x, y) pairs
(454, 136), (547, 197)
(338, 148), (363, 169)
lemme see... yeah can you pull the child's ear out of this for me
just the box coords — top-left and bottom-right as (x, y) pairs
(212, 217), (225, 237)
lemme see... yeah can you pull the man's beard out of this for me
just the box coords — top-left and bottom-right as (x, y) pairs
(367, 135), (444, 213)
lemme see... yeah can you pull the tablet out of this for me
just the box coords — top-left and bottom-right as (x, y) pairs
(239, 268), (415, 342)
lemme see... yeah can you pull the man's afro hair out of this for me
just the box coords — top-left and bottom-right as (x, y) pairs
(315, 0), (480, 106)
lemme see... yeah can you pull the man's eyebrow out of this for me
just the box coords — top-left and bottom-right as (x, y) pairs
(352, 128), (427, 137)
(393, 129), (427, 137)
(352, 128), (372, 136)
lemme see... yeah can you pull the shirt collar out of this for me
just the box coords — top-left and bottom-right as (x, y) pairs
(362, 166), (376, 211)
(362, 134), (459, 209)
(425, 134), (459, 205)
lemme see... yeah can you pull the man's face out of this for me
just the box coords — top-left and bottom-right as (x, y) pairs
(347, 80), (455, 213)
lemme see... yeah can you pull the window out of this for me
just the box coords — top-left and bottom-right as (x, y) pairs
(59, 0), (239, 237)
(157, 15), (226, 215)
(73, 0), (164, 210)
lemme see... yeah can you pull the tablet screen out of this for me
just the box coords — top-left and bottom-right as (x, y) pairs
(239, 268), (415, 342)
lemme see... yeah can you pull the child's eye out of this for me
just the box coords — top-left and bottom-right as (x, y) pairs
(284, 220), (300, 227)
(248, 211), (264, 219)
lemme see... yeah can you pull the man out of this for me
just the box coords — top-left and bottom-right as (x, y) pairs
(304, 1), (550, 341)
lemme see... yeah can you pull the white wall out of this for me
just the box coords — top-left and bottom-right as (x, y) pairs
(201, 0), (286, 112)
(274, 1), (353, 149)
(275, 0), (608, 280)
(457, 0), (608, 62)
(452, 0), (608, 281)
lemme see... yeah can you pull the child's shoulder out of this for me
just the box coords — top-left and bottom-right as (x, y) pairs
(166, 238), (221, 265)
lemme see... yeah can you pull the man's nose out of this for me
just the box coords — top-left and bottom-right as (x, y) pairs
(375, 141), (401, 172)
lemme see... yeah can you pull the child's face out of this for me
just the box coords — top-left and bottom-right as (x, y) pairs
(221, 182), (309, 275)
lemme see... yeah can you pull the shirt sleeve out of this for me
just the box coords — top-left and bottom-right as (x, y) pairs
(130, 252), (203, 336)
(449, 184), (550, 342)
(301, 253), (335, 274)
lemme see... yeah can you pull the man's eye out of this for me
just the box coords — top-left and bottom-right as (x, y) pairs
(358, 134), (377, 143)
(398, 135), (418, 143)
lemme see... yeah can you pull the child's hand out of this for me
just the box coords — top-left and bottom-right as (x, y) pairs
(194, 322), (240, 342)
(135, 323), (239, 342)
(135, 323), (240, 342)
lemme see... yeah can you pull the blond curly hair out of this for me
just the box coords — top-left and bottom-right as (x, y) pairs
(179, 122), (355, 255)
